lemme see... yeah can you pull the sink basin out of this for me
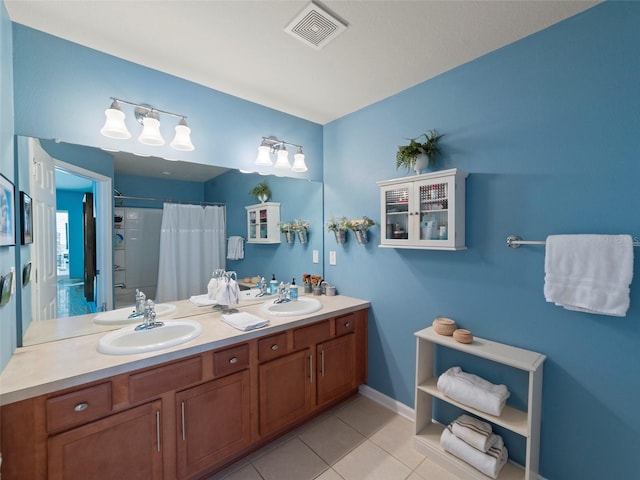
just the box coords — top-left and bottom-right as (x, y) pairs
(94, 303), (177, 325)
(260, 297), (322, 317)
(97, 320), (202, 355)
(238, 288), (274, 302)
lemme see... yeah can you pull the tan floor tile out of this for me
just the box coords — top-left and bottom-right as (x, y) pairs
(413, 457), (461, 480)
(253, 437), (329, 480)
(220, 463), (263, 480)
(334, 395), (397, 437)
(369, 414), (425, 470)
(299, 414), (366, 465)
(206, 458), (252, 479)
(314, 468), (345, 480)
(333, 440), (412, 480)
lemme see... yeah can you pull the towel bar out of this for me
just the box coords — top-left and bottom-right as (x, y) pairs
(506, 234), (640, 249)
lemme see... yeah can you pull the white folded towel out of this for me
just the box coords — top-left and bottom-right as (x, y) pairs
(437, 366), (510, 416)
(440, 426), (507, 479)
(544, 234), (633, 317)
(221, 312), (269, 331)
(451, 414), (498, 452)
(227, 236), (244, 260)
(189, 294), (217, 307)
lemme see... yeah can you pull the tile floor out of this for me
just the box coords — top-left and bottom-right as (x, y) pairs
(208, 394), (460, 480)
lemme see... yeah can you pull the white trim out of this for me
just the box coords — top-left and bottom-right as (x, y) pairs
(358, 384), (415, 421)
(55, 160), (113, 312)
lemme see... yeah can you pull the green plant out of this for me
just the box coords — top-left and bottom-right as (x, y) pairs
(326, 216), (350, 232)
(348, 216), (376, 231)
(249, 180), (272, 201)
(291, 219), (310, 232)
(279, 222), (293, 233)
(396, 129), (444, 171)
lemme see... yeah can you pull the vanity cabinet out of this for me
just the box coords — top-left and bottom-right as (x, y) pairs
(245, 202), (281, 243)
(48, 400), (163, 480)
(414, 327), (545, 480)
(377, 168), (467, 250)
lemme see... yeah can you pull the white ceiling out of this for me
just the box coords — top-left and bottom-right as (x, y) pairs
(6, 0), (599, 125)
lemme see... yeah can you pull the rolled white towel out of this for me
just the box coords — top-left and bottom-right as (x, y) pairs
(189, 294), (217, 307)
(440, 426), (508, 479)
(437, 366), (510, 416)
(451, 414), (498, 452)
(221, 312), (269, 331)
(207, 277), (220, 300)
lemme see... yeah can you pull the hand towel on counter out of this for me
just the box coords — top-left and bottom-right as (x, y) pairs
(189, 294), (217, 307)
(221, 312), (269, 331)
(544, 234), (634, 317)
(440, 426), (508, 479)
(227, 236), (244, 260)
(437, 366), (510, 416)
(451, 414), (498, 453)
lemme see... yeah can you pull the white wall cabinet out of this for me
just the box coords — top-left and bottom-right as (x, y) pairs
(377, 168), (467, 250)
(245, 202), (280, 244)
(414, 327), (545, 480)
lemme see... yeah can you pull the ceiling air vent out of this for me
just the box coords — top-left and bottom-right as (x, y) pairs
(284, 1), (348, 50)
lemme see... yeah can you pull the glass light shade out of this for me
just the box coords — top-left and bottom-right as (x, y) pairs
(255, 144), (273, 166)
(100, 102), (131, 139)
(274, 146), (291, 169)
(170, 119), (195, 151)
(291, 149), (308, 172)
(138, 114), (165, 146)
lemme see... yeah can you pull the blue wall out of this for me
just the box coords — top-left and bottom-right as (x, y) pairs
(56, 190), (86, 279)
(323, 2), (640, 479)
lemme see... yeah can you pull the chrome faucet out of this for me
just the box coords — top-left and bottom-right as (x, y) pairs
(256, 276), (269, 297)
(135, 299), (164, 331)
(128, 289), (146, 319)
(274, 282), (291, 304)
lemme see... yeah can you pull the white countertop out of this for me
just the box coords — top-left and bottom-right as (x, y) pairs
(0, 295), (370, 406)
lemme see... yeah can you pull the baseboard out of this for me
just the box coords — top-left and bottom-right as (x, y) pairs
(358, 384), (415, 421)
(357, 384), (548, 480)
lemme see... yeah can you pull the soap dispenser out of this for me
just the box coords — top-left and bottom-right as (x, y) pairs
(289, 278), (298, 301)
(269, 274), (278, 294)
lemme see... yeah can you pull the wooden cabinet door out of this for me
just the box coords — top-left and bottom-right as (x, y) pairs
(259, 349), (312, 436)
(317, 334), (356, 406)
(48, 400), (162, 480)
(176, 370), (251, 480)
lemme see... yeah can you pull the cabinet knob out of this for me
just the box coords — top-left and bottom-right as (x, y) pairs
(74, 402), (89, 412)
(271, 344), (279, 351)
(229, 357), (238, 364)
(344, 321), (351, 328)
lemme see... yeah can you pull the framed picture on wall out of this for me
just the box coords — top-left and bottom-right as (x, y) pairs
(0, 174), (16, 247)
(20, 191), (33, 244)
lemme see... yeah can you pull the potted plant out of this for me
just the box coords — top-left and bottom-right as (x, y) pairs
(327, 216), (350, 244)
(348, 216), (376, 245)
(249, 180), (272, 203)
(291, 219), (310, 243)
(396, 129), (444, 174)
(279, 222), (294, 243)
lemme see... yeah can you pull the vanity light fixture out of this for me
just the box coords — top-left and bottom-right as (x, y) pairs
(100, 97), (195, 151)
(255, 136), (308, 173)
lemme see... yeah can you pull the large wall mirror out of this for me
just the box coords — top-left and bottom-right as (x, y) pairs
(18, 136), (324, 347)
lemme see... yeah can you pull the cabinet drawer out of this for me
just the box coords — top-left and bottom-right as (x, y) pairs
(129, 356), (202, 404)
(293, 321), (330, 349)
(214, 343), (250, 377)
(46, 382), (112, 433)
(258, 333), (288, 362)
(335, 313), (356, 337)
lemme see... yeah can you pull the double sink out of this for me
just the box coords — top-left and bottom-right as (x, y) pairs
(96, 291), (323, 355)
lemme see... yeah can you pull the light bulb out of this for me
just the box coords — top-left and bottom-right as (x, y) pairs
(274, 144), (291, 169)
(100, 100), (131, 139)
(291, 147), (308, 172)
(138, 111), (165, 146)
(255, 143), (273, 166)
(170, 118), (194, 151)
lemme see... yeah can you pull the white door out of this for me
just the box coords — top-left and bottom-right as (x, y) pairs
(29, 138), (58, 320)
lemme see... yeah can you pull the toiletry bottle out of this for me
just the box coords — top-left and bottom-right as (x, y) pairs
(269, 274), (278, 294)
(289, 278), (298, 301)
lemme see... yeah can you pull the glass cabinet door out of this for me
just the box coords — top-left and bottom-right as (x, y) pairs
(417, 179), (450, 242)
(382, 185), (410, 242)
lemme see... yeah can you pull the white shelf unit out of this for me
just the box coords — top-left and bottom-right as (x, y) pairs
(245, 202), (280, 244)
(377, 168), (467, 250)
(414, 327), (545, 480)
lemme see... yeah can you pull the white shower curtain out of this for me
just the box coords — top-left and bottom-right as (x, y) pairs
(156, 203), (226, 302)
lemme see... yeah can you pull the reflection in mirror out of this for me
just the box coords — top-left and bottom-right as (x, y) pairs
(18, 136), (323, 346)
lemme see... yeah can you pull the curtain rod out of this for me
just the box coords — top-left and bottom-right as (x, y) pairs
(506, 235), (640, 248)
(114, 194), (224, 207)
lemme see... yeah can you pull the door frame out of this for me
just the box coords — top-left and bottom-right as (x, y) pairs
(55, 160), (113, 312)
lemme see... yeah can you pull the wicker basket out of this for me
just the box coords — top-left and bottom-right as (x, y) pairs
(433, 317), (457, 336)
(453, 328), (473, 344)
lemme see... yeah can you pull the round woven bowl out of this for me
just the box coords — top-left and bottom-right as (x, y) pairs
(453, 328), (473, 344)
(433, 317), (457, 336)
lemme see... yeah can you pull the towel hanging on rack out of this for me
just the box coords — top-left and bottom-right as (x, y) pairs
(227, 236), (244, 260)
(544, 234), (634, 317)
